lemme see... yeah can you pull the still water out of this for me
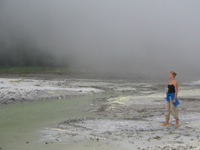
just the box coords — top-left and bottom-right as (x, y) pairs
(0, 94), (123, 150)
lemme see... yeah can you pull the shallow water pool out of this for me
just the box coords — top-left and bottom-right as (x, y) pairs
(0, 93), (125, 150)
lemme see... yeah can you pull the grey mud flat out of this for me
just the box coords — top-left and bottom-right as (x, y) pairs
(1, 76), (200, 150)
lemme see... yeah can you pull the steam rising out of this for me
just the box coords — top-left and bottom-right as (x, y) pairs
(0, 0), (200, 80)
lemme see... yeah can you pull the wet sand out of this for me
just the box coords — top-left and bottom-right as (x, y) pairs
(1, 75), (200, 149)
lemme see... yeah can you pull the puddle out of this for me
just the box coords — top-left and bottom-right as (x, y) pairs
(0, 94), (123, 150)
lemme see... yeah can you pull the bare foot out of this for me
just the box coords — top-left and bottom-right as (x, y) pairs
(161, 122), (170, 126)
(175, 119), (180, 128)
(175, 123), (180, 128)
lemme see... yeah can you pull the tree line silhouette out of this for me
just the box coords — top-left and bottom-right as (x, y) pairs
(0, 37), (62, 67)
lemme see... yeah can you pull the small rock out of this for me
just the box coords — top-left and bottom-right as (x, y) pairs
(26, 141), (29, 144)
(11, 98), (15, 101)
(153, 136), (161, 140)
(45, 142), (48, 144)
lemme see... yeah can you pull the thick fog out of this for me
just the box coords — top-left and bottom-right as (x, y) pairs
(0, 0), (200, 80)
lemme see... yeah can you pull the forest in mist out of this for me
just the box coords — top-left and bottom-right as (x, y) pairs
(0, 0), (200, 79)
(0, 36), (56, 66)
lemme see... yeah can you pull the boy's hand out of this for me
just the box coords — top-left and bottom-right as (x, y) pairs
(172, 99), (176, 103)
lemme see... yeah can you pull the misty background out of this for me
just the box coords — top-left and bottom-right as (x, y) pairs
(0, 0), (200, 80)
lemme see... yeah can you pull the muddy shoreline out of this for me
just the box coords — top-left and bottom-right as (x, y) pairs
(0, 74), (162, 105)
(41, 91), (200, 150)
(1, 75), (200, 149)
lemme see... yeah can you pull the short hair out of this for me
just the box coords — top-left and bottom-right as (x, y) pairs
(170, 71), (177, 77)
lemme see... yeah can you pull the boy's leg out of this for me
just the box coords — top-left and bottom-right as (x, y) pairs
(171, 101), (180, 128)
(162, 101), (170, 126)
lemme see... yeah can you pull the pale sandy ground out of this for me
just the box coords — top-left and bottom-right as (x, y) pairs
(1, 76), (200, 149)
(0, 77), (103, 104)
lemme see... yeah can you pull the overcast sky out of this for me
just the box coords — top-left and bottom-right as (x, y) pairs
(0, 0), (200, 80)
